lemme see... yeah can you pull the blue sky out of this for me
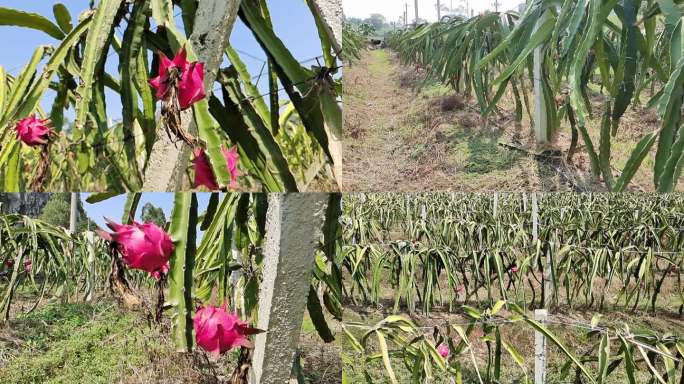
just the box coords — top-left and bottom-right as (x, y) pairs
(0, 0), (323, 121)
(82, 192), (215, 230)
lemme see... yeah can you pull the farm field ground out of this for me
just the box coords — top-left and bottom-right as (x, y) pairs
(343, 49), (679, 192)
(0, 290), (342, 384)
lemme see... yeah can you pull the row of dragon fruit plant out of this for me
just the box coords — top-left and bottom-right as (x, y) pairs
(0, 0), (342, 192)
(340, 193), (684, 383)
(341, 192), (684, 315)
(0, 193), (344, 370)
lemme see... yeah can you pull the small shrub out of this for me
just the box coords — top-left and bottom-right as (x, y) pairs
(439, 95), (465, 112)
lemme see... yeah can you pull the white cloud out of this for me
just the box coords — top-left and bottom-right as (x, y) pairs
(343, 0), (524, 23)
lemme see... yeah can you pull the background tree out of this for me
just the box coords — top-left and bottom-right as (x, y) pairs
(365, 13), (387, 31)
(38, 194), (96, 233)
(358, 23), (376, 36)
(141, 203), (167, 228)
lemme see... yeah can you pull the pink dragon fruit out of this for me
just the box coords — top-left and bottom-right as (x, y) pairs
(15, 115), (53, 146)
(149, 48), (206, 110)
(97, 218), (174, 280)
(192, 146), (241, 191)
(437, 344), (450, 358)
(221, 145), (241, 190)
(23, 259), (32, 273)
(192, 148), (219, 191)
(193, 305), (261, 356)
(510, 265), (519, 273)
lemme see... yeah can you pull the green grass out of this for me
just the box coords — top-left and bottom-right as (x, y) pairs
(301, 314), (317, 335)
(0, 300), (338, 383)
(398, 74), (523, 175)
(0, 301), (248, 383)
(0, 302), (151, 384)
(456, 133), (521, 174)
(367, 50), (390, 75)
(418, 81), (451, 97)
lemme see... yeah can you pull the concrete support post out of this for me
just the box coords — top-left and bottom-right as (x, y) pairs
(534, 309), (548, 384)
(545, 236), (555, 308)
(310, 0), (343, 55)
(69, 193), (79, 303)
(69, 192), (78, 234)
(414, 0), (419, 23)
(85, 231), (96, 302)
(493, 193), (499, 218)
(250, 194), (329, 384)
(309, 0), (344, 189)
(143, 0), (242, 191)
(531, 193), (539, 243)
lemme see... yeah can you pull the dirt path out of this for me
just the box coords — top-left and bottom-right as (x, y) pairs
(343, 49), (581, 192)
(342, 50), (447, 191)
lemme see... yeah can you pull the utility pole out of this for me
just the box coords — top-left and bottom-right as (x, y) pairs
(493, 0), (500, 12)
(436, 0), (441, 20)
(414, 0), (419, 23)
(405, 3), (408, 26)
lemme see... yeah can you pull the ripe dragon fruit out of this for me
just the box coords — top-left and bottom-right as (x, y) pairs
(437, 344), (450, 358)
(192, 146), (241, 191)
(149, 48), (206, 110)
(221, 145), (241, 190)
(193, 305), (261, 356)
(97, 218), (174, 280)
(192, 148), (219, 191)
(23, 259), (32, 273)
(15, 115), (53, 146)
